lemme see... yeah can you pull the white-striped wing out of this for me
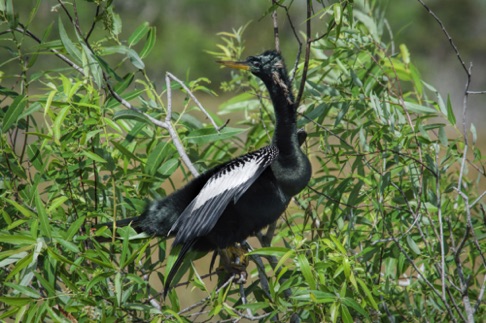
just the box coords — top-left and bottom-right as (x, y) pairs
(170, 145), (279, 245)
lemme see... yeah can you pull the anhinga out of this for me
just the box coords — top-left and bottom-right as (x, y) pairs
(103, 50), (311, 296)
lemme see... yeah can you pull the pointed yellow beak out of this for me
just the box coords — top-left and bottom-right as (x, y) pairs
(217, 60), (250, 70)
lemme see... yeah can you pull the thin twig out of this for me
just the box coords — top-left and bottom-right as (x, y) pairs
(166, 72), (223, 132)
(295, 0), (312, 107)
(271, 1), (280, 52)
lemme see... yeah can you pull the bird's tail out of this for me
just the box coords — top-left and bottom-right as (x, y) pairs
(163, 239), (196, 298)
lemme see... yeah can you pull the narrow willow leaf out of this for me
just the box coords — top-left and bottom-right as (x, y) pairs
(139, 27), (156, 58)
(111, 140), (141, 162)
(0, 297), (32, 307)
(404, 101), (436, 114)
(298, 254), (316, 289)
(275, 249), (295, 273)
(145, 142), (174, 176)
(47, 196), (68, 213)
(341, 298), (370, 318)
(446, 94), (456, 125)
(100, 46), (144, 69)
(0, 234), (36, 245)
(55, 238), (80, 253)
(407, 235), (421, 255)
(65, 216), (86, 241)
(53, 105), (70, 144)
(6, 252), (33, 281)
(357, 278), (379, 310)
(341, 304), (353, 323)
(2, 94), (26, 133)
(159, 158), (179, 176)
(58, 18), (81, 63)
(128, 22), (150, 47)
(4, 283), (40, 299)
(81, 150), (107, 163)
(114, 273), (122, 306)
(5, 199), (36, 218)
(248, 247), (289, 257)
(114, 73), (135, 93)
(35, 192), (51, 239)
(438, 127), (448, 146)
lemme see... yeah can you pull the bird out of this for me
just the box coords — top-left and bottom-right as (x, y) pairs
(100, 50), (312, 297)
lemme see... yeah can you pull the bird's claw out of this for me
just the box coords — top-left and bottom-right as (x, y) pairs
(216, 243), (249, 285)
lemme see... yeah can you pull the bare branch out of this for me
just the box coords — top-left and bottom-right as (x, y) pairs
(166, 72), (222, 132)
(271, 0), (280, 52)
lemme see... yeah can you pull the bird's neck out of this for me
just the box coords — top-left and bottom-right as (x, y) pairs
(262, 75), (299, 156)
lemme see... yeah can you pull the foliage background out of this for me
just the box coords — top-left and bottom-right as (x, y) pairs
(0, 0), (485, 322)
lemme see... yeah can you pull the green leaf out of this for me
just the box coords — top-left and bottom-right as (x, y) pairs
(5, 199), (36, 218)
(139, 27), (156, 58)
(2, 94), (26, 133)
(298, 253), (316, 289)
(3, 283), (40, 299)
(145, 142), (175, 176)
(356, 278), (378, 310)
(292, 290), (336, 303)
(438, 126), (448, 146)
(404, 101), (436, 114)
(55, 238), (80, 253)
(35, 192), (51, 239)
(248, 247), (290, 257)
(341, 304), (353, 323)
(100, 46), (145, 69)
(406, 235), (421, 255)
(65, 216), (86, 241)
(53, 105), (71, 144)
(81, 150), (107, 163)
(128, 22), (150, 47)
(111, 140), (141, 162)
(0, 234), (36, 245)
(115, 272), (122, 306)
(6, 252), (33, 281)
(446, 95), (456, 125)
(159, 158), (180, 176)
(341, 298), (369, 319)
(47, 196), (68, 213)
(58, 18), (82, 63)
(185, 127), (246, 145)
(0, 297), (32, 307)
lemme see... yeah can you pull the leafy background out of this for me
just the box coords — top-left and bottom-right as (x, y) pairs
(0, 0), (485, 322)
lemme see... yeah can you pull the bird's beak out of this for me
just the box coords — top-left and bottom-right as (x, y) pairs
(217, 60), (250, 70)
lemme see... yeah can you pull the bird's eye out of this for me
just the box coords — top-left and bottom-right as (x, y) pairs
(251, 60), (261, 68)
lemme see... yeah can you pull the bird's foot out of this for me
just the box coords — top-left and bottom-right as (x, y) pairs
(216, 243), (249, 285)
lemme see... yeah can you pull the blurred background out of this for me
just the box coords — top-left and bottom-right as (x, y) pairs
(6, 0), (486, 136)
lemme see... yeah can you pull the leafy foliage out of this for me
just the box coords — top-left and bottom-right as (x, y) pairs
(0, 0), (484, 322)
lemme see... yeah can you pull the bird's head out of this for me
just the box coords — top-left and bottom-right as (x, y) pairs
(218, 50), (287, 82)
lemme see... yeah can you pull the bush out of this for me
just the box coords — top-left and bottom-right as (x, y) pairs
(0, 0), (484, 321)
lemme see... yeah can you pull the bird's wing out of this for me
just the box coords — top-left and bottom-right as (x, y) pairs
(170, 145), (279, 246)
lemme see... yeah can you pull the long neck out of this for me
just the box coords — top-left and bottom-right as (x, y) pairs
(262, 73), (299, 156)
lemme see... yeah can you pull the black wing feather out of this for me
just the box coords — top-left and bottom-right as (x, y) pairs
(170, 145), (279, 246)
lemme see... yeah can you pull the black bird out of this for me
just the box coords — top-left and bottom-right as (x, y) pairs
(103, 50), (311, 296)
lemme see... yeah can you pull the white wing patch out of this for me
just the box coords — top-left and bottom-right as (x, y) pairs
(169, 145), (279, 245)
(192, 158), (260, 209)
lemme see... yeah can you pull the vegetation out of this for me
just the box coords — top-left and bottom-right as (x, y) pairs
(0, 0), (484, 322)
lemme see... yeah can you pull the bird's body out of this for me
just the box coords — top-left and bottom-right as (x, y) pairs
(104, 50), (311, 295)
